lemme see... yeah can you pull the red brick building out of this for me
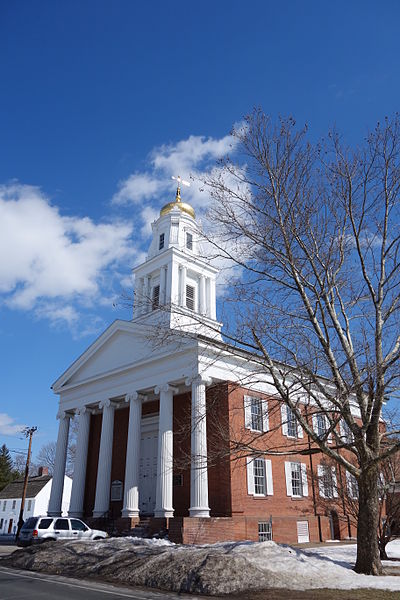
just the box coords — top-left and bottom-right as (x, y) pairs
(49, 186), (358, 544)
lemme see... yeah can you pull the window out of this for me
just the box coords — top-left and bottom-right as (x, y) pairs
(38, 518), (53, 530)
(21, 517), (38, 530)
(247, 457), (273, 496)
(159, 233), (165, 250)
(318, 464), (338, 498)
(291, 463), (302, 496)
(27, 500), (32, 511)
(340, 420), (354, 444)
(12, 500), (16, 510)
(254, 458), (267, 495)
(71, 519), (88, 531)
(258, 521), (273, 541)
(285, 461), (308, 498)
(0, 519), (3, 529)
(186, 232), (193, 250)
(54, 518), (70, 530)
(312, 413), (332, 443)
(186, 284), (195, 310)
(346, 472), (358, 499)
(244, 396), (268, 432)
(111, 480), (123, 501)
(152, 285), (160, 310)
(2, 501), (6, 511)
(281, 405), (303, 439)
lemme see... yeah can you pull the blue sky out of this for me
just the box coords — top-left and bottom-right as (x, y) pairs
(0, 0), (399, 460)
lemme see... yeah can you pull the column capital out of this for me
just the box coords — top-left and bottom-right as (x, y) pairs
(99, 399), (113, 410)
(56, 410), (71, 420)
(125, 392), (144, 403)
(77, 406), (92, 416)
(155, 383), (179, 395)
(185, 375), (212, 387)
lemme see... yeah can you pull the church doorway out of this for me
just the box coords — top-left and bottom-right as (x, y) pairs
(139, 416), (158, 515)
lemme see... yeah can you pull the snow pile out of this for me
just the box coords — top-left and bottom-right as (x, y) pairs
(2, 537), (400, 595)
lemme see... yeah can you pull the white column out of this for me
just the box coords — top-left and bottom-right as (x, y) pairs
(122, 393), (142, 518)
(47, 411), (71, 517)
(180, 266), (187, 307)
(187, 376), (210, 517)
(68, 407), (91, 517)
(139, 277), (146, 316)
(154, 384), (176, 518)
(93, 400), (115, 518)
(199, 275), (206, 315)
(209, 278), (216, 319)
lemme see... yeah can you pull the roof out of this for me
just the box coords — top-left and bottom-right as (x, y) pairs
(0, 475), (51, 499)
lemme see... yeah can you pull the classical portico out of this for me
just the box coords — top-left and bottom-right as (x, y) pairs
(49, 182), (221, 524)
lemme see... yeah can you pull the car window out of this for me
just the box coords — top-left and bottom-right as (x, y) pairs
(21, 517), (38, 530)
(54, 518), (69, 530)
(71, 519), (88, 531)
(38, 518), (53, 530)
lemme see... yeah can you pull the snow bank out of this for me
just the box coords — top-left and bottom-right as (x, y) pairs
(2, 537), (400, 595)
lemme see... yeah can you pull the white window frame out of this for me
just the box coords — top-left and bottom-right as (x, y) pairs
(346, 471), (358, 499)
(285, 461), (308, 498)
(247, 457), (274, 497)
(12, 500), (16, 510)
(281, 404), (303, 438)
(186, 284), (195, 311)
(340, 419), (354, 444)
(27, 499), (32, 511)
(312, 413), (332, 444)
(244, 395), (269, 432)
(152, 284), (160, 310)
(2, 501), (6, 511)
(317, 464), (338, 499)
(159, 233), (165, 250)
(186, 231), (193, 250)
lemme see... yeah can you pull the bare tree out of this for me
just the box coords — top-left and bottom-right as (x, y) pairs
(201, 110), (400, 575)
(36, 418), (78, 477)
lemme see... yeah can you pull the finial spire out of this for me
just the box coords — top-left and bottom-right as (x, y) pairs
(172, 175), (190, 203)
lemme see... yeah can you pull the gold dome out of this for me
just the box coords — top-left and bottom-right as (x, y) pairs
(160, 186), (195, 219)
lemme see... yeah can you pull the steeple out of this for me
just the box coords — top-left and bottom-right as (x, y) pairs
(132, 180), (222, 339)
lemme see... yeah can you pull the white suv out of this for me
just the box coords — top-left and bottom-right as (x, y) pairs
(17, 516), (108, 546)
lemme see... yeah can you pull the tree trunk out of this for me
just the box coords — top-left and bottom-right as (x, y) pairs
(354, 466), (382, 575)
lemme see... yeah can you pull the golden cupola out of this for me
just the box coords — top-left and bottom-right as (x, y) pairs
(160, 182), (195, 219)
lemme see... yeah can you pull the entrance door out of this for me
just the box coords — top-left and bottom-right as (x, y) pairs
(297, 520), (310, 543)
(330, 511), (341, 540)
(139, 417), (158, 515)
(8, 519), (13, 534)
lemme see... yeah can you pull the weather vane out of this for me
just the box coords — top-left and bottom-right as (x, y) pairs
(172, 175), (190, 201)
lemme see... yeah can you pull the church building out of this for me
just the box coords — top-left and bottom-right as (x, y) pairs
(49, 183), (357, 544)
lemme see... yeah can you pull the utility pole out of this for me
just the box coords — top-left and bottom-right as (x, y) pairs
(15, 426), (37, 540)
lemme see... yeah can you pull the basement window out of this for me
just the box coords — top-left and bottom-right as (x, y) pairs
(258, 521), (272, 541)
(186, 285), (195, 310)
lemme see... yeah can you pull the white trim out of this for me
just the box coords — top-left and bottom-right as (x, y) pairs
(301, 463), (308, 496)
(284, 462), (292, 496)
(246, 457), (255, 495)
(265, 459), (273, 495)
(317, 464), (325, 498)
(262, 400), (269, 432)
(244, 396), (252, 430)
(281, 404), (288, 436)
(332, 466), (338, 498)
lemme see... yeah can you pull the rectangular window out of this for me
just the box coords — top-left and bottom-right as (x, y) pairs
(159, 233), (165, 250)
(186, 232), (193, 250)
(341, 420), (353, 444)
(2, 501), (6, 511)
(258, 521), (272, 541)
(251, 397), (263, 432)
(186, 284), (195, 310)
(346, 472), (358, 499)
(322, 466), (334, 498)
(287, 406), (298, 438)
(152, 285), (160, 310)
(12, 500), (16, 510)
(316, 414), (326, 438)
(291, 462), (303, 496)
(27, 500), (32, 511)
(254, 458), (266, 495)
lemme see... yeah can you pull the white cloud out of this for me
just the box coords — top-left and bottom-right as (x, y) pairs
(0, 413), (26, 436)
(0, 184), (136, 328)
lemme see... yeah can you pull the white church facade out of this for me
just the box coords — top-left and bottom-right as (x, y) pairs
(49, 184), (356, 544)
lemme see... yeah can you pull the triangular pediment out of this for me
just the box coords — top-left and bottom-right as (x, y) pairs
(52, 320), (160, 390)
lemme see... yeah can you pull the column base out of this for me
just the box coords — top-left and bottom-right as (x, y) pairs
(189, 507), (210, 518)
(121, 508), (140, 518)
(68, 511), (84, 518)
(154, 509), (174, 518)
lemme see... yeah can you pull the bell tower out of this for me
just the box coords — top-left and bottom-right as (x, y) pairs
(132, 180), (222, 339)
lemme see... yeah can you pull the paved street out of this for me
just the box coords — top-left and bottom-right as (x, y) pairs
(0, 567), (207, 600)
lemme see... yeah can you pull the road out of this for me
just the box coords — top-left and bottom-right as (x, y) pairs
(0, 567), (208, 600)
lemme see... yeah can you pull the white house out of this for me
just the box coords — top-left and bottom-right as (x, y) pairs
(0, 467), (72, 535)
